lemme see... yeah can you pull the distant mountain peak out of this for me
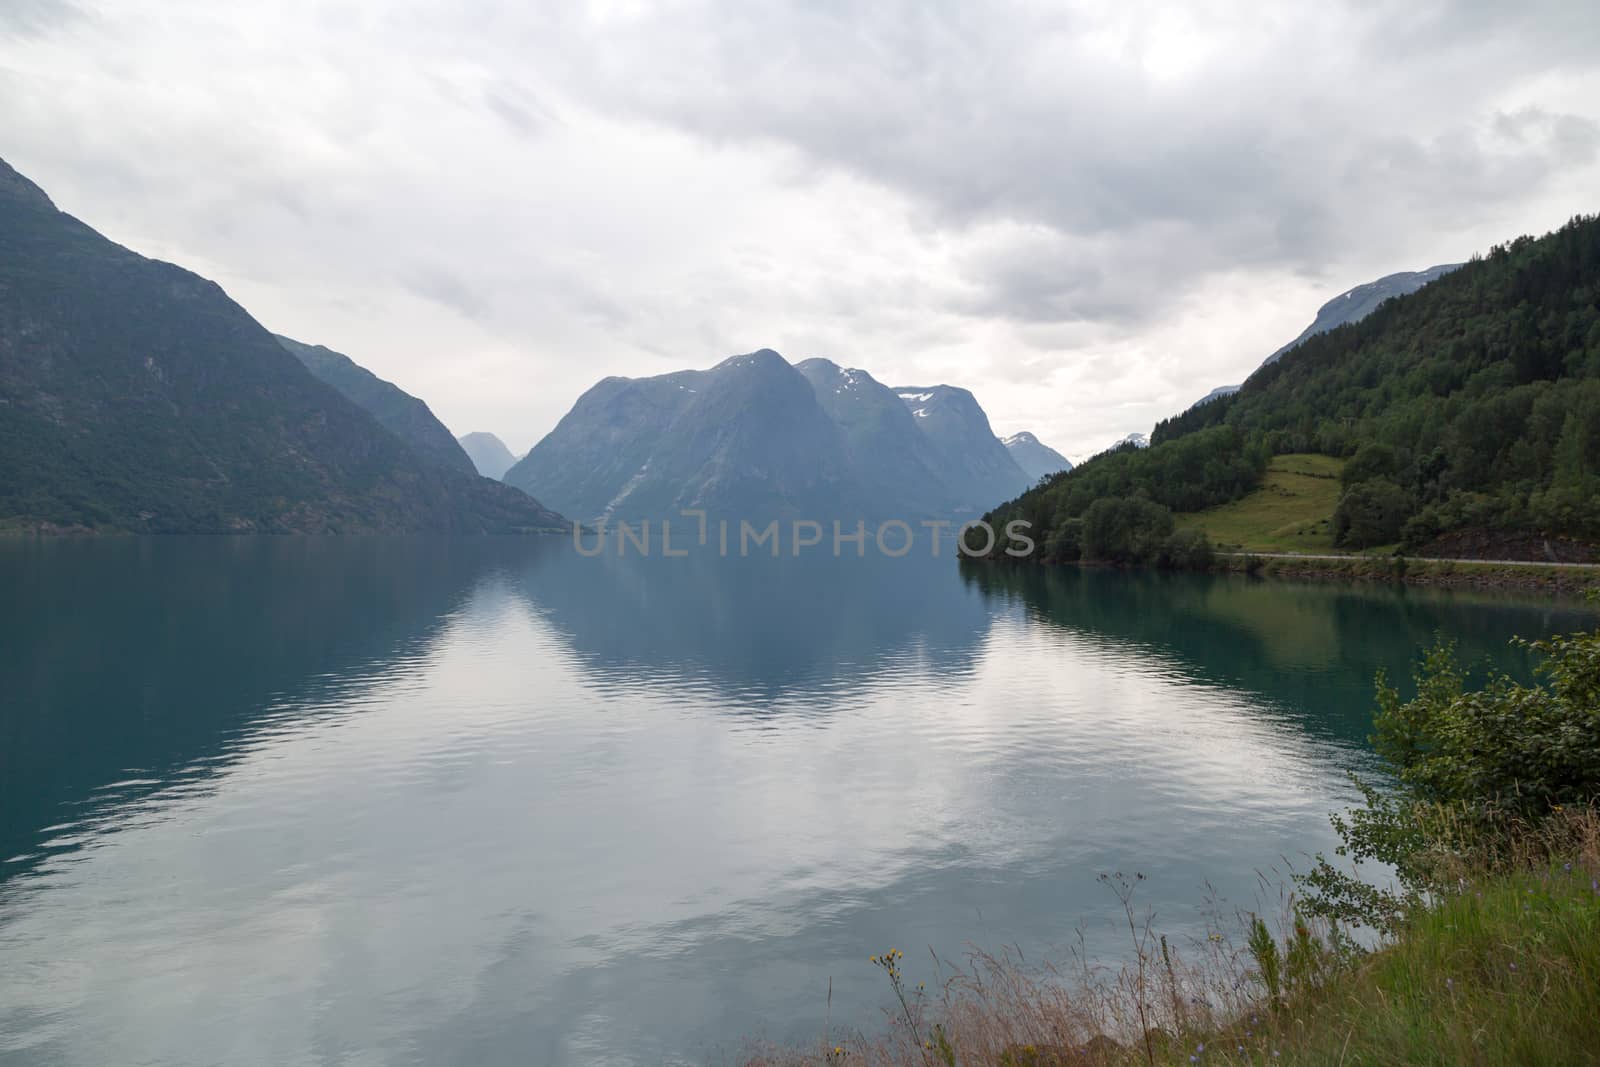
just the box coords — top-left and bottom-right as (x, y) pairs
(458, 432), (519, 481)
(1179, 262), (1465, 420)
(1260, 263), (1463, 369)
(1002, 431), (1073, 482)
(507, 350), (1031, 523)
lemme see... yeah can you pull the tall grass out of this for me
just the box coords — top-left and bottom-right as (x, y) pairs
(743, 809), (1600, 1067)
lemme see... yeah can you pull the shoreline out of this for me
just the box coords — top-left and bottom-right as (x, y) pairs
(1217, 552), (1600, 594)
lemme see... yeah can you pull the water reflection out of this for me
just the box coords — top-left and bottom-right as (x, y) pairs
(0, 541), (1591, 1066)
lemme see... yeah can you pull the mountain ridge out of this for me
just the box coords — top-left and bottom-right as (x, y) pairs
(275, 334), (477, 476)
(505, 351), (1032, 523)
(0, 157), (565, 534)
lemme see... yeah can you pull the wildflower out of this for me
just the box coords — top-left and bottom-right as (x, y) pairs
(1509, 962), (1518, 972)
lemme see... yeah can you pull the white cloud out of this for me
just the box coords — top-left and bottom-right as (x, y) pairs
(2, 0), (1597, 456)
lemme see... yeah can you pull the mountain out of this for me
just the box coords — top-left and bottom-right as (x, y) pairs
(892, 385), (1032, 513)
(794, 358), (952, 516)
(1260, 263), (1463, 368)
(274, 335), (476, 475)
(1185, 384), (1242, 411)
(1183, 264), (1465, 414)
(980, 216), (1600, 562)
(458, 432), (518, 480)
(0, 157), (565, 534)
(505, 349), (861, 524)
(505, 350), (1029, 524)
(1002, 432), (1073, 483)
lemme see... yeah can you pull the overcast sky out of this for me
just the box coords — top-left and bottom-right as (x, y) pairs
(4, 1), (1599, 458)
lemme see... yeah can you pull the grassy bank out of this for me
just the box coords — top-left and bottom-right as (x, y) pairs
(745, 829), (1600, 1067)
(747, 616), (1600, 1066)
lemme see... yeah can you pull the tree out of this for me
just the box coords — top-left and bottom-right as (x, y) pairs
(1081, 497), (1174, 563)
(1333, 479), (1414, 549)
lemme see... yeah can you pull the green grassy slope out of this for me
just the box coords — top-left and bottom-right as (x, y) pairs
(1175, 454), (1344, 553)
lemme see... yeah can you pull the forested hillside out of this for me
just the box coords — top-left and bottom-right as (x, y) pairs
(981, 215), (1600, 563)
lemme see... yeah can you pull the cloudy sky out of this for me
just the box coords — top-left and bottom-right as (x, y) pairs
(3, 0), (1599, 458)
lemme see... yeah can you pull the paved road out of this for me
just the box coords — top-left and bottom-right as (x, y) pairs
(1222, 551), (1598, 570)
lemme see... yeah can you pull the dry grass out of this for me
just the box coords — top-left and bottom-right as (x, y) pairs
(743, 810), (1600, 1067)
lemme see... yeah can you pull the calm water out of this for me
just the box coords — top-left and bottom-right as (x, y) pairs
(0, 538), (1592, 1065)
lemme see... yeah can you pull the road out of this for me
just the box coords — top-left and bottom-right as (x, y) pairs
(1222, 551), (1599, 570)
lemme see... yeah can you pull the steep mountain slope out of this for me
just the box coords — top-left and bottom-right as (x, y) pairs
(981, 217), (1600, 562)
(1186, 263), (1465, 412)
(1001, 432), (1073, 483)
(0, 158), (564, 533)
(275, 335), (476, 475)
(508, 351), (1030, 524)
(505, 350), (861, 523)
(794, 358), (948, 515)
(458, 432), (518, 480)
(893, 385), (1032, 513)
(1261, 263), (1463, 367)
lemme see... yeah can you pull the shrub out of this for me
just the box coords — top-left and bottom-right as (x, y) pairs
(1301, 614), (1600, 931)
(1158, 527), (1214, 570)
(1333, 478), (1415, 548)
(1374, 631), (1600, 812)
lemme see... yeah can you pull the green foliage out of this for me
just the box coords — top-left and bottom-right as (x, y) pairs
(1340, 442), (1402, 488)
(1081, 497), (1174, 563)
(983, 426), (1265, 565)
(1155, 216), (1600, 547)
(1175, 454), (1344, 553)
(1374, 631), (1600, 812)
(1042, 517), (1084, 563)
(1156, 527), (1214, 570)
(1301, 615), (1600, 935)
(1332, 478), (1415, 548)
(1245, 916), (1281, 1010)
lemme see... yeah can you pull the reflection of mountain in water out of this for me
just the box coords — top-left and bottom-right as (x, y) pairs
(507, 545), (1000, 711)
(0, 536), (557, 870)
(960, 563), (1594, 746)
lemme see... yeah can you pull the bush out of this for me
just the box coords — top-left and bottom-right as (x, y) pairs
(1300, 614), (1600, 932)
(1157, 527), (1214, 570)
(1333, 478), (1415, 548)
(1080, 497), (1174, 564)
(1373, 631), (1600, 812)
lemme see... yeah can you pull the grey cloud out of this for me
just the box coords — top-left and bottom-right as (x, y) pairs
(0, 0), (82, 37)
(403, 266), (490, 321)
(473, 0), (1599, 330)
(482, 81), (559, 140)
